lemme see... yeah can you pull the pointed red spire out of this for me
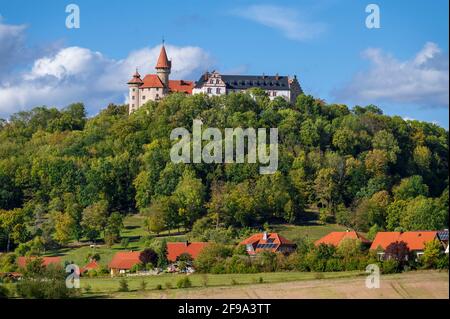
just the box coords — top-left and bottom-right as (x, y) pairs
(156, 45), (171, 69)
(127, 68), (143, 85)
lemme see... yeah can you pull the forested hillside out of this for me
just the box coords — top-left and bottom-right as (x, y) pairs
(0, 90), (448, 252)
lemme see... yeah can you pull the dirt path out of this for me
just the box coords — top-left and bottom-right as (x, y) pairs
(122, 270), (448, 299)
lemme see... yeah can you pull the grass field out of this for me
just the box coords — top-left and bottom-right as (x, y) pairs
(44, 213), (350, 268)
(80, 270), (364, 295)
(81, 270), (448, 299)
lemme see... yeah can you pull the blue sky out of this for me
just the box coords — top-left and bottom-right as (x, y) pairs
(0, 0), (448, 127)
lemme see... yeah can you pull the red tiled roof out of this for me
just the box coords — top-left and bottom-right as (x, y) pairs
(240, 232), (295, 254)
(169, 80), (194, 94)
(156, 45), (171, 69)
(128, 70), (143, 85)
(108, 251), (141, 270)
(370, 231), (438, 251)
(81, 260), (100, 273)
(166, 242), (210, 262)
(17, 256), (62, 268)
(315, 231), (370, 247)
(141, 74), (164, 88)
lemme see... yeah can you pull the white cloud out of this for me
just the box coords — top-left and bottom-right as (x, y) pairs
(335, 42), (449, 108)
(0, 43), (214, 117)
(232, 5), (325, 41)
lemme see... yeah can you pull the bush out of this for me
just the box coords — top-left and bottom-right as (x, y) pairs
(231, 279), (238, 285)
(258, 276), (264, 283)
(118, 279), (129, 292)
(139, 279), (147, 291)
(176, 276), (192, 289)
(325, 258), (343, 272)
(156, 284), (162, 290)
(0, 285), (10, 298)
(121, 238), (130, 249)
(381, 259), (400, 274)
(164, 282), (173, 289)
(436, 255), (449, 269)
(83, 284), (92, 294)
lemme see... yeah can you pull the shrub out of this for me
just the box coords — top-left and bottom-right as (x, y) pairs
(422, 239), (442, 269)
(0, 285), (10, 298)
(381, 259), (399, 274)
(121, 238), (130, 249)
(176, 276), (192, 289)
(164, 282), (173, 289)
(139, 279), (147, 291)
(83, 284), (92, 294)
(258, 276), (264, 283)
(118, 279), (129, 292)
(325, 258), (343, 272)
(231, 279), (238, 285)
(436, 255), (449, 269)
(314, 273), (325, 280)
(156, 284), (163, 290)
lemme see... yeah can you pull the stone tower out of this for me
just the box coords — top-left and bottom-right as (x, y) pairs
(155, 44), (171, 88)
(127, 69), (143, 114)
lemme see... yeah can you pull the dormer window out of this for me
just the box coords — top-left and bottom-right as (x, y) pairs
(216, 79), (220, 84)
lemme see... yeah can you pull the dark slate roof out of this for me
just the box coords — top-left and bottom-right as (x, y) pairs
(195, 74), (290, 90)
(438, 230), (449, 241)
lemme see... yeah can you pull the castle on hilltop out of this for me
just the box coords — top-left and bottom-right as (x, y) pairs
(127, 44), (303, 114)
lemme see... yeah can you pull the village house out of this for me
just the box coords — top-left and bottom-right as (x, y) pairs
(108, 251), (141, 276)
(127, 44), (303, 114)
(167, 241), (210, 262)
(240, 232), (296, 255)
(80, 259), (101, 275)
(315, 230), (371, 247)
(17, 256), (62, 269)
(370, 231), (441, 260)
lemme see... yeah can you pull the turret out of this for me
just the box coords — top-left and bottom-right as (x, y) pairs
(155, 44), (171, 88)
(127, 69), (143, 114)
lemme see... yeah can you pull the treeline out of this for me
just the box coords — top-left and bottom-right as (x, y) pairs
(0, 90), (448, 252)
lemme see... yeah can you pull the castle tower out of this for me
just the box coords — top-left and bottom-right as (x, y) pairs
(127, 69), (143, 114)
(155, 44), (171, 88)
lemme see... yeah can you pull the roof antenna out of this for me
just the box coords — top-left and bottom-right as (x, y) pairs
(162, 35), (165, 46)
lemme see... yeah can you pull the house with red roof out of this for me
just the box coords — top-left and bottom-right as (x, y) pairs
(80, 259), (101, 275)
(315, 230), (371, 247)
(108, 251), (141, 276)
(370, 231), (440, 260)
(17, 256), (62, 269)
(127, 44), (194, 114)
(240, 232), (296, 256)
(166, 241), (210, 262)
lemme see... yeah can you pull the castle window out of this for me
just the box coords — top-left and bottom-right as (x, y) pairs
(207, 88), (212, 94)
(216, 88), (221, 94)
(210, 79), (214, 84)
(132, 96), (135, 100)
(273, 91), (277, 97)
(142, 96), (146, 100)
(216, 79), (220, 84)
(132, 88), (135, 92)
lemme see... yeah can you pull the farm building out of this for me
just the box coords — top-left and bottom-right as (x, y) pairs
(108, 251), (141, 276)
(315, 230), (371, 247)
(240, 232), (296, 255)
(17, 256), (62, 269)
(370, 231), (440, 260)
(167, 241), (210, 262)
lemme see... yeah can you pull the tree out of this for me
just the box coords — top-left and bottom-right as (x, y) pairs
(422, 239), (442, 269)
(173, 170), (205, 229)
(0, 208), (29, 252)
(314, 168), (339, 215)
(81, 200), (108, 242)
(393, 176), (429, 200)
(372, 130), (400, 163)
(157, 239), (169, 269)
(139, 248), (158, 267)
(364, 149), (389, 177)
(384, 241), (410, 264)
(52, 211), (76, 245)
(104, 212), (124, 246)
(401, 196), (447, 231)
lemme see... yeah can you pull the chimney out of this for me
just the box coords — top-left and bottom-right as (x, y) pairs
(263, 232), (268, 241)
(275, 73), (279, 80)
(185, 240), (189, 247)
